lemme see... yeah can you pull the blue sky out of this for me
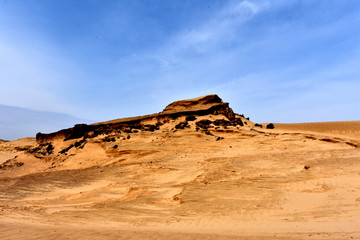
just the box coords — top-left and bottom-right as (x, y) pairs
(1, 0), (359, 123)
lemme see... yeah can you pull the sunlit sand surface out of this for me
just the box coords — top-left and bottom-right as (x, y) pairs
(1, 96), (359, 239)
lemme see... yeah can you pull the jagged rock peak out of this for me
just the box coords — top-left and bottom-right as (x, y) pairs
(163, 94), (223, 113)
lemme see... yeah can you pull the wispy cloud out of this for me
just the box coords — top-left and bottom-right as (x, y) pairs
(157, 0), (268, 56)
(230, 0), (265, 15)
(114, 1), (270, 100)
(122, 0), (360, 122)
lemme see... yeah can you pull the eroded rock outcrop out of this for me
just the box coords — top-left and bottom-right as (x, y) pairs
(36, 95), (245, 144)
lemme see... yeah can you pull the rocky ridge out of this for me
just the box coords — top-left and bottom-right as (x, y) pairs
(36, 94), (247, 144)
(0, 95), (252, 173)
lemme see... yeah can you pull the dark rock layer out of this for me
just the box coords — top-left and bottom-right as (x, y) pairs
(36, 95), (243, 144)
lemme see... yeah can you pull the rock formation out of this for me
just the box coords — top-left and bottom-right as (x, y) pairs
(36, 94), (246, 144)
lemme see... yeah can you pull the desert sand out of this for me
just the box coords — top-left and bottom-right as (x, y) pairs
(0, 138), (36, 164)
(1, 95), (360, 239)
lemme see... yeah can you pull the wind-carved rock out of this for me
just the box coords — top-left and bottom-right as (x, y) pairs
(36, 94), (245, 144)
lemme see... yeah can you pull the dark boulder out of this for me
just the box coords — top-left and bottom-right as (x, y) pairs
(186, 115), (197, 121)
(196, 119), (212, 129)
(65, 124), (91, 141)
(213, 119), (231, 127)
(143, 124), (159, 132)
(175, 121), (189, 129)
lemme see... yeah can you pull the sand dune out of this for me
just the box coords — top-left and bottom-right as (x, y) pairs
(1, 95), (360, 239)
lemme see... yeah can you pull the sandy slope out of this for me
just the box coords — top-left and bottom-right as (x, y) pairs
(273, 121), (360, 139)
(1, 93), (360, 240)
(0, 138), (36, 164)
(1, 118), (360, 239)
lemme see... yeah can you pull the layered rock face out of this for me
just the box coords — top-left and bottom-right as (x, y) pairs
(162, 94), (237, 121)
(163, 94), (223, 112)
(36, 95), (245, 144)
